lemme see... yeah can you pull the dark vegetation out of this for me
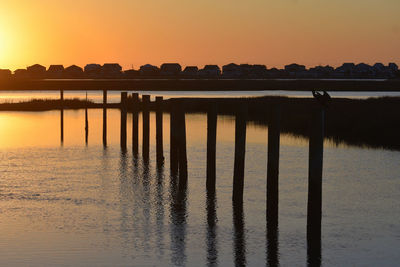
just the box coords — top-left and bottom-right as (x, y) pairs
(1, 96), (399, 150)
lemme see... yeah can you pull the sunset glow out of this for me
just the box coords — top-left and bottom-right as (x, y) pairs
(0, 0), (399, 71)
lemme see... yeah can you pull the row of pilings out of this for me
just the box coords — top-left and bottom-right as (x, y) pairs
(59, 90), (325, 265)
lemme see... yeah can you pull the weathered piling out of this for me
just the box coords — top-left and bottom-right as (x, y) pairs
(206, 102), (218, 192)
(170, 103), (179, 175)
(232, 105), (247, 204)
(156, 96), (164, 166)
(267, 105), (281, 222)
(176, 107), (188, 190)
(102, 89), (107, 147)
(142, 95), (150, 161)
(85, 93), (88, 144)
(60, 89), (64, 143)
(120, 92), (128, 150)
(307, 106), (325, 266)
(131, 93), (139, 155)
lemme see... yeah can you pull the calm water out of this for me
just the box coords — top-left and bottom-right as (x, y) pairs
(0, 109), (399, 266)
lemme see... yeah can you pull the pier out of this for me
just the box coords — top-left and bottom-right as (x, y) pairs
(87, 91), (326, 265)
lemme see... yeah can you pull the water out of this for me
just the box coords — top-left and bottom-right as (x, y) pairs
(0, 109), (399, 266)
(1, 90), (400, 104)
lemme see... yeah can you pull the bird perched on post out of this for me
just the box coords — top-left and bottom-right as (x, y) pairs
(312, 90), (331, 107)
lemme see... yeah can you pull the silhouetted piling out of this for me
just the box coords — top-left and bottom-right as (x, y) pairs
(142, 95), (150, 161)
(267, 105), (281, 223)
(170, 103), (179, 176)
(156, 96), (164, 166)
(206, 190), (218, 266)
(307, 107), (324, 266)
(176, 107), (188, 190)
(102, 89), (107, 147)
(120, 92), (128, 150)
(60, 89), (64, 143)
(85, 93), (88, 144)
(232, 105), (247, 204)
(131, 93), (139, 155)
(206, 102), (217, 192)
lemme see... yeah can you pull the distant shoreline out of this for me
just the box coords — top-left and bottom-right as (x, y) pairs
(1, 78), (400, 91)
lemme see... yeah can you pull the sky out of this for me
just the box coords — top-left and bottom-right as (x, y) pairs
(0, 0), (399, 71)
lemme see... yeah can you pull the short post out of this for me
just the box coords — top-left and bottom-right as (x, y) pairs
(132, 93), (139, 155)
(267, 105), (281, 223)
(120, 92), (128, 150)
(60, 89), (64, 143)
(177, 107), (188, 190)
(103, 89), (107, 147)
(156, 96), (164, 166)
(170, 102), (179, 175)
(206, 102), (217, 192)
(142, 95), (150, 161)
(307, 106), (324, 266)
(232, 105), (247, 204)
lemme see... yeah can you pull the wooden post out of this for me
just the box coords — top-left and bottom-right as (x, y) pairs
(120, 92), (128, 150)
(177, 107), (188, 190)
(206, 102), (217, 192)
(60, 89), (64, 143)
(170, 102), (179, 176)
(156, 96), (164, 166)
(267, 105), (281, 223)
(132, 93), (139, 155)
(103, 89), (107, 147)
(142, 95), (150, 161)
(307, 106), (324, 266)
(85, 92), (88, 144)
(232, 105), (247, 204)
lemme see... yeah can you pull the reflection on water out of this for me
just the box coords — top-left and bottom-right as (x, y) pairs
(0, 109), (399, 266)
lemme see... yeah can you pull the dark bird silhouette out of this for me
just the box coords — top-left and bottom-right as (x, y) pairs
(312, 90), (331, 107)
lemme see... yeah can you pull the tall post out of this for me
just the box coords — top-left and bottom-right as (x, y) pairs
(85, 92), (88, 144)
(142, 95), (150, 161)
(120, 92), (128, 150)
(267, 105), (281, 224)
(156, 96), (164, 166)
(60, 89), (64, 143)
(132, 93), (139, 155)
(307, 106), (325, 266)
(206, 102), (217, 192)
(232, 105), (247, 204)
(266, 105), (280, 267)
(103, 89), (107, 147)
(170, 102), (179, 176)
(177, 106), (188, 190)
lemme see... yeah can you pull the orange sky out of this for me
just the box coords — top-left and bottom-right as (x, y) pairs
(0, 0), (399, 71)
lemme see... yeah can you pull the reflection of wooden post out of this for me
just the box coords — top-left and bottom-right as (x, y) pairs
(206, 102), (217, 192)
(233, 203), (246, 266)
(177, 107), (188, 190)
(132, 93), (139, 155)
(307, 107), (324, 267)
(142, 95), (150, 161)
(103, 89), (107, 147)
(120, 92), (128, 150)
(60, 89), (64, 143)
(156, 96), (164, 166)
(232, 105), (247, 204)
(170, 102), (179, 175)
(267, 105), (280, 223)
